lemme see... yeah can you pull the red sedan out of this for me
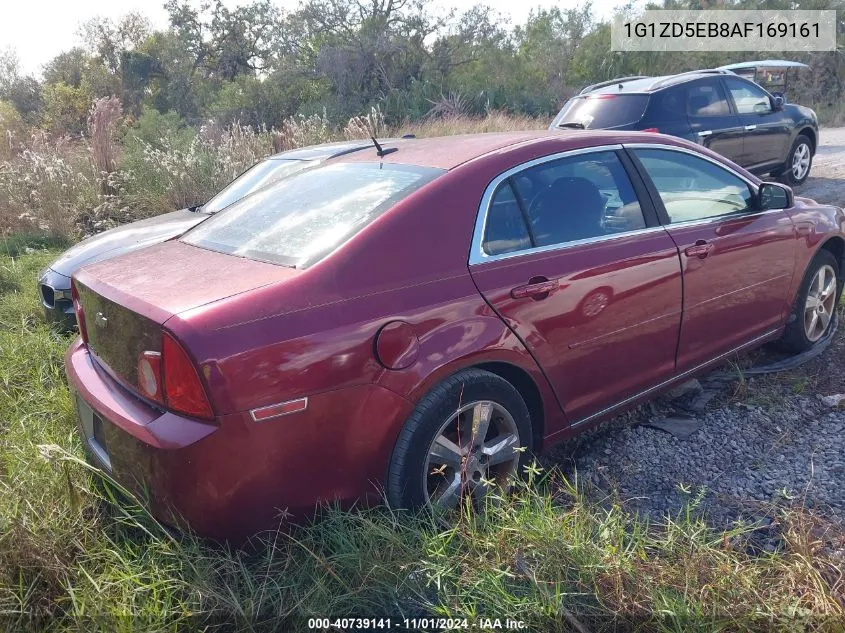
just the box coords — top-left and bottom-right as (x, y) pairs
(66, 131), (845, 540)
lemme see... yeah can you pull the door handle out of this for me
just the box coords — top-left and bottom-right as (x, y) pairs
(511, 277), (559, 300)
(697, 130), (713, 137)
(744, 124), (757, 131)
(684, 240), (713, 259)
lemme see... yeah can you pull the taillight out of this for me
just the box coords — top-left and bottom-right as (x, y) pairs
(642, 127), (660, 133)
(137, 351), (163, 404)
(70, 279), (88, 343)
(161, 332), (214, 419)
(137, 332), (214, 419)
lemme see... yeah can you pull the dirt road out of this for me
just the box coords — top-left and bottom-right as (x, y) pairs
(796, 127), (845, 206)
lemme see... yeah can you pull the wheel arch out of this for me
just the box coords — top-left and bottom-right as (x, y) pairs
(798, 127), (817, 154)
(819, 235), (845, 278)
(474, 360), (545, 451)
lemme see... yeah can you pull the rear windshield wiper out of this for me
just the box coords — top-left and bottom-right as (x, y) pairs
(557, 122), (586, 129)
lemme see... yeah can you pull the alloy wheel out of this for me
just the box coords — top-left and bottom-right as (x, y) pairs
(792, 143), (811, 181)
(424, 400), (521, 509)
(804, 264), (837, 342)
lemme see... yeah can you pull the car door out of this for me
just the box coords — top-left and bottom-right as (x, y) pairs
(684, 78), (745, 164)
(722, 76), (791, 170)
(629, 146), (797, 372)
(468, 147), (683, 424)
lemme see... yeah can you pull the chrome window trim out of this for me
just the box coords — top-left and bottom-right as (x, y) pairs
(471, 225), (669, 265)
(653, 207), (784, 229)
(469, 144), (639, 266)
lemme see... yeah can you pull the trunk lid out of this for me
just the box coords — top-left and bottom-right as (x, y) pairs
(74, 240), (297, 390)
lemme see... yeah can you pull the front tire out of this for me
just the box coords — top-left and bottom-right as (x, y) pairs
(781, 134), (813, 186)
(780, 250), (841, 352)
(386, 369), (532, 512)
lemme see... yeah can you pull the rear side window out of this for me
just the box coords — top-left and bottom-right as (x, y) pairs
(183, 163), (442, 267)
(483, 183), (532, 256)
(647, 88), (686, 120)
(552, 94), (650, 129)
(686, 81), (731, 116)
(481, 151), (646, 255)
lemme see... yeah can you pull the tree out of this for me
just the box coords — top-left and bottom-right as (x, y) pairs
(41, 82), (90, 135)
(297, 0), (446, 114)
(0, 48), (20, 96)
(165, 0), (285, 79)
(79, 13), (152, 75)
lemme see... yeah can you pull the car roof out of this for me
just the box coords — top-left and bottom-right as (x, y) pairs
(333, 131), (562, 170)
(329, 129), (712, 171)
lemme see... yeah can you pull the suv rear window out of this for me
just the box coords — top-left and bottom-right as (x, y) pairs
(552, 94), (650, 129)
(183, 163), (442, 267)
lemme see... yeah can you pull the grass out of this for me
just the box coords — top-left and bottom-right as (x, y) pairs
(1, 244), (844, 631)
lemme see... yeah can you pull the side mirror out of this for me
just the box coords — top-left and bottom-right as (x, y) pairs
(759, 182), (793, 210)
(772, 95), (785, 111)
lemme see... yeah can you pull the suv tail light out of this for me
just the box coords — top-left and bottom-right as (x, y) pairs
(642, 127), (660, 133)
(71, 280), (88, 343)
(137, 332), (214, 420)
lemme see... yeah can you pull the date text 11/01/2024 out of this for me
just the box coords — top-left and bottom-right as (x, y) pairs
(307, 618), (527, 630)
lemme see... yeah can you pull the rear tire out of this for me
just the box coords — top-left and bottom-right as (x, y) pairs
(780, 134), (813, 186)
(780, 250), (841, 352)
(386, 369), (532, 513)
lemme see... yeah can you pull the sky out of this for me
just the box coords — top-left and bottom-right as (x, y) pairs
(1, 0), (624, 77)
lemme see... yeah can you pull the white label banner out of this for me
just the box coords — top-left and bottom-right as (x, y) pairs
(612, 10), (837, 52)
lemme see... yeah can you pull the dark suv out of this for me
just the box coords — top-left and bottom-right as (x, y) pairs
(550, 70), (819, 185)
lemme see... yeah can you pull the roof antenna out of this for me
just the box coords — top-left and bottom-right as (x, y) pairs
(370, 135), (397, 157)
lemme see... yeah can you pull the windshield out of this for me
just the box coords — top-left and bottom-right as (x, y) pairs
(201, 158), (319, 213)
(552, 94), (650, 129)
(183, 162), (443, 267)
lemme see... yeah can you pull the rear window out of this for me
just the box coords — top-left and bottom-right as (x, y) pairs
(552, 94), (650, 129)
(183, 162), (442, 267)
(202, 158), (317, 213)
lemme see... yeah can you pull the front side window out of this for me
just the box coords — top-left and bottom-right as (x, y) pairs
(686, 81), (731, 117)
(184, 163), (442, 267)
(202, 159), (319, 213)
(481, 151), (647, 255)
(634, 149), (754, 223)
(724, 78), (772, 115)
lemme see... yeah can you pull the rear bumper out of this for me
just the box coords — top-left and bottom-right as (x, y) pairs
(65, 338), (413, 540)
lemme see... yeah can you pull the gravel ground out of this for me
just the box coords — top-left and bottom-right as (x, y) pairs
(545, 129), (845, 533)
(795, 126), (845, 206)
